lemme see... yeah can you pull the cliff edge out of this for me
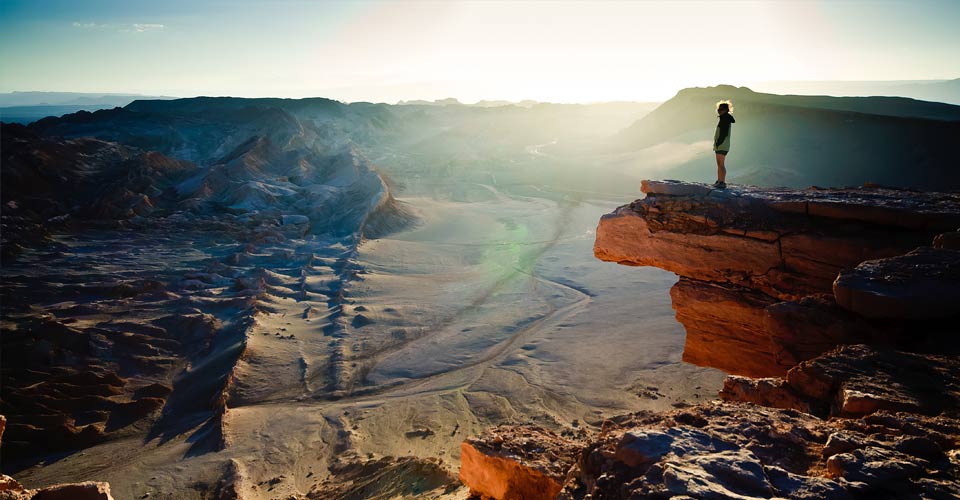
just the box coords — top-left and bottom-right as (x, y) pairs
(594, 180), (960, 377)
(458, 180), (960, 500)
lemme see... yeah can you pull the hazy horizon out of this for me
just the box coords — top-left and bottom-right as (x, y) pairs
(2, 0), (959, 103)
(2, 78), (959, 107)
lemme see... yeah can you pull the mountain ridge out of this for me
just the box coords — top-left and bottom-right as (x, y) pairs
(611, 85), (960, 190)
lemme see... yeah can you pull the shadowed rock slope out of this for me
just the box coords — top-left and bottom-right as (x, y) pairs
(0, 98), (415, 492)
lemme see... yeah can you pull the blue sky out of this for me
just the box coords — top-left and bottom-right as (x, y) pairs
(1, 0), (958, 102)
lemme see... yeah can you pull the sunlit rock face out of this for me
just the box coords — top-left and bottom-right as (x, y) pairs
(458, 426), (584, 500)
(594, 180), (960, 377)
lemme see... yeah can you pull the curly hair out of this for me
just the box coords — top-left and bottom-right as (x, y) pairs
(715, 100), (733, 113)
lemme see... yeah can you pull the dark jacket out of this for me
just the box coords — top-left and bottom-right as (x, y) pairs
(713, 113), (735, 152)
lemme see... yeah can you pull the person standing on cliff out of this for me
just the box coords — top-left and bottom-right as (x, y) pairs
(713, 100), (735, 189)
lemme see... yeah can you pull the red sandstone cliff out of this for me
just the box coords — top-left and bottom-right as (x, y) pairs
(594, 180), (960, 376)
(459, 180), (960, 500)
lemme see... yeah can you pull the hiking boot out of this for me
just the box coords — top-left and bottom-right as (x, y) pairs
(712, 181), (727, 189)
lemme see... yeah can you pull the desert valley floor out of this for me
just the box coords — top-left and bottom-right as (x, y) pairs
(5, 185), (725, 499)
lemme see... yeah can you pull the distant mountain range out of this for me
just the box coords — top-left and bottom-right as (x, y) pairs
(396, 98), (542, 108)
(611, 85), (960, 190)
(6, 87), (960, 199)
(752, 79), (960, 106)
(0, 91), (176, 107)
(0, 91), (176, 124)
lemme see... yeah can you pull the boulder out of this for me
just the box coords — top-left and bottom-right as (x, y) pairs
(719, 376), (812, 414)
(459, 426), (581, 500)
(0, 475), (24, 493)
(615, 427), (733, 468)
(648, 449), (776, 500)
(785, 345), (960, 417)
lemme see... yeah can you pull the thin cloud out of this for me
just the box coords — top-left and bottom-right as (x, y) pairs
(132, 23), (165, 32)
(74, 22), (165, 33)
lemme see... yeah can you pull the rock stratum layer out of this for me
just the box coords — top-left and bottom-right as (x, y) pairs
(594, 180), (960, 377)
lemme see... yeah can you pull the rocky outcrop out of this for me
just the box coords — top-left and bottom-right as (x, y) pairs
(460, 343), (960, 499)
(595, 180), (960, 376)
(0, 414), (113, 500)
(720, 344), (960, 418)
(596, 180), (960, 298)
(459, 426), (584, 500)
(0, 313), (216, 467)
(462, 402), (960, 500)
(0, 481), (113, 500)
(0, 122), (415, 251)
(455, 179), (960, 500)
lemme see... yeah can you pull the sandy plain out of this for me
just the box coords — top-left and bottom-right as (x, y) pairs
(10, 183), (724, 499)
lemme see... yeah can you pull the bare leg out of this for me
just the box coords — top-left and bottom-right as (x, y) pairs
(715, 153), (727, 182)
